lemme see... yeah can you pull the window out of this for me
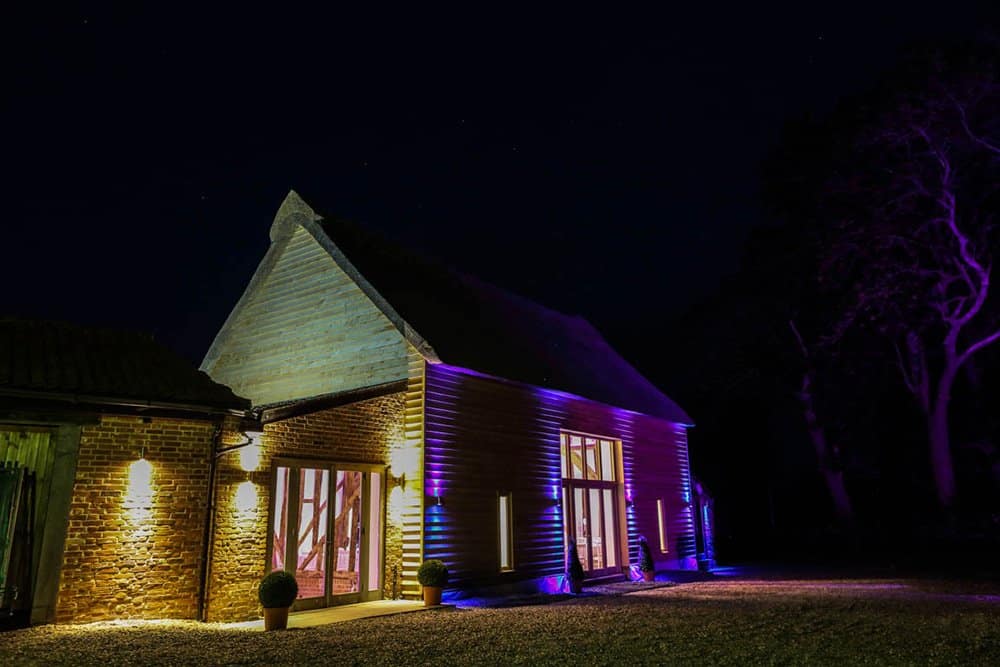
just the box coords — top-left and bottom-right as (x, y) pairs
(498, 493), (513, 571)
(657, 499), (669, 553)
(559, 433), (617, 481)
(559, 432), (621, 576)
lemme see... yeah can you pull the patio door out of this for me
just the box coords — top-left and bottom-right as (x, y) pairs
(563, 483), (620, 577)
(270, 462), (384, 610)
(559, 432), (622, 578)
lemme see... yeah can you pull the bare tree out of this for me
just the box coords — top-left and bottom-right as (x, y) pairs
(821, 54), (999, 508)
(789, 320), (854, 523)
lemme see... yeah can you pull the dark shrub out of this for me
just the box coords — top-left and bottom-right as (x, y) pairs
(567, 545), (585, 581)
(638, 536), (656, 573)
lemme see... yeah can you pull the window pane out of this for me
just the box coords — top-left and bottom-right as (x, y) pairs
(600, 440), (615, 481)
(569, 436), (584, 479)
(562, 488), (570, 557)
(334, 470), (363, 594)
(657, 498), (668, 553)
(603, 489), (616, 567)
(296, 468), (329, 599)
(585, 438), (599, 480)
(272, 466), (290, 571)
(367, 472), (382, 593)
(499, 494), (512, 571)
(589, 488), (603, 569)
(560, 434), (568, 479)
(573, 488), (588, 569)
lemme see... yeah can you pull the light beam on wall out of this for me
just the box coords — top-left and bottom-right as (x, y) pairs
(126, 456), (154, 506)
(235, 480), (257, 514)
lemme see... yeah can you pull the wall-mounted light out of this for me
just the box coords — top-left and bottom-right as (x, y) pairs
(128, 449), (153, 501)
(387, 469), (406, 491)
(239, 431), (263, 472)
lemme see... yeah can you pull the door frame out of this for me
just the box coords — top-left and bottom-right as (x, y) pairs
(266, 457), (386, 610)
(562, 480), (622, 578)
(558, 430), (626, 579)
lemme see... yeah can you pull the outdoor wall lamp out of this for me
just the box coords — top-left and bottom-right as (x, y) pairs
(387, 469), (406, 490)
(238, 431), (263, 472)
(128, 447), (153, 498)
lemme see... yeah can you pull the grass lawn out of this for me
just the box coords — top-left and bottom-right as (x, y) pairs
(1, 578), (997, 665)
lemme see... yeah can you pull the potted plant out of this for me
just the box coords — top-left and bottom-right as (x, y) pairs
(638, 536), (656, 582)
(417, 559), (449, 606)
(566, 545), (585, 594)
(258, 570), (298, 631)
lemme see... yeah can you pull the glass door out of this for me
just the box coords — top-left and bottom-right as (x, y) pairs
(270, 462), (384, 610)
(560, 433), (621, 579)
(565, 482), (619, 577)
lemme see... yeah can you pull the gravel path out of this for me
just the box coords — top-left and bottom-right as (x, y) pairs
(2, 578), (997, 666)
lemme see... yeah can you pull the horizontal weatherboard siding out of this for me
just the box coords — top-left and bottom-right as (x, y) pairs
(422, 364), (696, 591)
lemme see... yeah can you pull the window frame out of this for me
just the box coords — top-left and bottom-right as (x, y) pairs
(498, 491), (514, 572)
(657, 498), (669, 553)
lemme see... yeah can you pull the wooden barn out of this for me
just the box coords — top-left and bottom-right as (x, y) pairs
(200, 191), (706, 614)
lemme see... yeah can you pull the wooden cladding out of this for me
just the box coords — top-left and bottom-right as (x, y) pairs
(203, 225), (410, 407)
(423, 364), (697, 590)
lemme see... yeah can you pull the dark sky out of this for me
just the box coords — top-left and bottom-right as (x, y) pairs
(4, 5), (994, 370)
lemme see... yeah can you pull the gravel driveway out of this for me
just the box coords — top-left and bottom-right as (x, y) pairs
(2, 578), (997, 665)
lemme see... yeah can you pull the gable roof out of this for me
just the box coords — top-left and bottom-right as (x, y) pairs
(0, 318), (250, 412)
(275, 191), (692, 424)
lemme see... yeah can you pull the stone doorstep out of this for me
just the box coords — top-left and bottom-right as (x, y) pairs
(221, 599), (430, 630)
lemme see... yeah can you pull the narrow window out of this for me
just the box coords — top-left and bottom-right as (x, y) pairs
(499, 493), (514, 571)
(657, 499), (669, 553)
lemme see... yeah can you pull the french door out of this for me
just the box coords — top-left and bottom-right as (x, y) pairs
(563, 483), (620, 577)
(270, 461), (384, 610)
(559, 432), (622, 578)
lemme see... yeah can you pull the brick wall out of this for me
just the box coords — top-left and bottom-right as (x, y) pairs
(205, 392), (406, 622)
(55, 415), (215, 623)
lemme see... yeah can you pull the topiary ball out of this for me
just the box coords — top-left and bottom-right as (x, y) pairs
(417, 559), (449, 587)
(258, 570), (299, 608)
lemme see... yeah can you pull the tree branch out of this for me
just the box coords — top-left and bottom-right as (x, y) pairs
(951, 94), (1000, 156)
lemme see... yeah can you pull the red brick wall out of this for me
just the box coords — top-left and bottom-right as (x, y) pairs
(205, 392), (406, 622)
(55, 415), (215, 623)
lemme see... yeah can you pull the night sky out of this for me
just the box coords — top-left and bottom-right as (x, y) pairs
(4, 5), (994, 371)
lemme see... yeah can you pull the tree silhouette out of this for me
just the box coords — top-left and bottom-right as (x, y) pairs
(819, 42), (999, 508)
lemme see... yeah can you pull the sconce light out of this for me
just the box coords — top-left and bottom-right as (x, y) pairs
(239, 431), (263, 472)
(129, 449), (153, 495)
(387, 469), (406, 491)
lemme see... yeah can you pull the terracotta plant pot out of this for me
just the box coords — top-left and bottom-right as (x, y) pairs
(642, 571), (656, 582)
(263, 606), (290, 631)
(423, 586), (443, 606)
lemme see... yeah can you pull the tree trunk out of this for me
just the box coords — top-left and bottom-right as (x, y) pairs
(927, 399), (957, 509)
(798, 373), (854, 524)
(805, 413), (854, 524)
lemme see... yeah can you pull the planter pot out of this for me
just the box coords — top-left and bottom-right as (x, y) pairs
(263, 606), (290, 631)
(423, 586), (443, 606)
(642, 571), (656, 582)
(568, 578), (583, 595)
